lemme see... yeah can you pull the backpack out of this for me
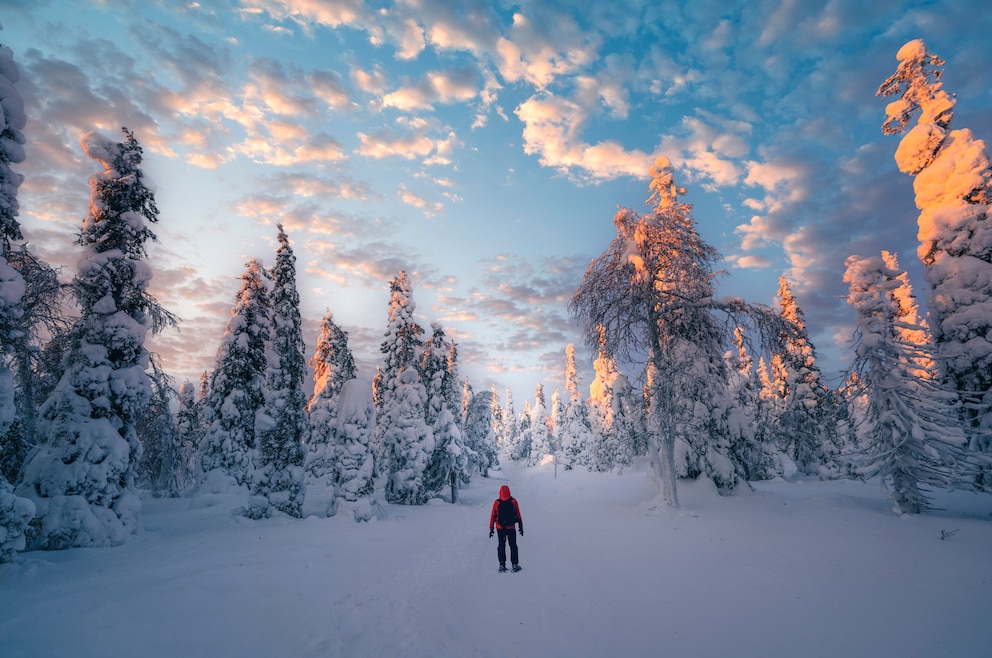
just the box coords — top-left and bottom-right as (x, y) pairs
(497, 498), (518, 527)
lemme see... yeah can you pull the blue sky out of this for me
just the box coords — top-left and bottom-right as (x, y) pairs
(2, 0), (992, 403)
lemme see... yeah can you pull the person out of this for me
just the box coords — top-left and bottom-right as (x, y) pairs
(489, 485), (523, 572)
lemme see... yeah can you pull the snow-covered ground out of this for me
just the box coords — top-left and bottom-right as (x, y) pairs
(2, 461), (991, 658)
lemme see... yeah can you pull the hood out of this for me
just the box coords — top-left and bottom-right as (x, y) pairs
(499, 485), (511, 501)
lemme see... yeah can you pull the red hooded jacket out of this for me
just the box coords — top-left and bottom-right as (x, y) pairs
(489, 485), (523, 532)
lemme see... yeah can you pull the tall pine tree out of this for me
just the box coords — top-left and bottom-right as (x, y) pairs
(198, 259), (271, 491)
(305, 310), (356, 501)
(378, 272), (433, 504)
(878, 40), (992, 474)
(769, 276), (841, 476)
(844, 253), (969, 513)
(0, 41), (34, 562)
(18, 129), (173, 549)
(250, 226), (306, 518)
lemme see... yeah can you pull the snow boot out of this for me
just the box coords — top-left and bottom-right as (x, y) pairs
(499, 564), (507, 573)
(512, 564), (522, 572)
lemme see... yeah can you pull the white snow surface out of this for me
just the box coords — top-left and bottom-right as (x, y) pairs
(2, 460), (990, 657)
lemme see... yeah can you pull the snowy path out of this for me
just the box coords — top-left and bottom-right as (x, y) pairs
(2, 460), (992, 657)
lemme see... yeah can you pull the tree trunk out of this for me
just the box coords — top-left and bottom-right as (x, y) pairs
(647, 324), (679, 508)
(449, 470), (458, 504)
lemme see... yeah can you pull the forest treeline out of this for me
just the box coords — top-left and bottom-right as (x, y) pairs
(2, 39), (991, 562)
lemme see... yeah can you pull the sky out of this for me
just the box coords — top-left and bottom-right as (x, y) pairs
(2, 0), (992, 404)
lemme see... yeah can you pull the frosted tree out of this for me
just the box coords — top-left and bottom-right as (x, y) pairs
(461, 377), (474, 427)
(2, 247), (69, 484)
(844, 253), (969, 513)
(422, 322), (470, 496)
(524, 383), (552, 464)
(198, 259), (271, 491)
(570, 158), (787, 505)
(383, 368), (434, 505)
(464, 390), (496, 476)
(0, 41), (34, 561)
(549, 387), (563, 458)
(443, 341), (462, 425)
(881, 250), (933, 373)
(173, 380), (202, 494)
(515, 401), (533, 460)
(0, 39), (25, 440)
(421, 322), (449, 428)
(134, 359), (180, 496)
(17, 129), (174, 549)
(878, 39), (992, 467)
(250, 226), (306, 519)
(422, 407), (470, 502)
(333, 379), (375, 521)
(501, 388), (520, 457)
(560, 344), (594, 469)
(726, 328), (774, 480)
(490, 383), (504, 448)
(0, 476), (33, 562)
(588, 325), (636, 470)
(376, 271), (424, 471)
(305, 311), (356, 495)
(769, 276), (842, 476)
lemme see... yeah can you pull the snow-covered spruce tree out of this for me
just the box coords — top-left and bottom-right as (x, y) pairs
(843, 253), (969, 513)
(516, 401), (533, 459)
(333, 378), (375, 521)
(422, 406), (470, 502)
(570, 158), (787, 505)
(549, 387), (563, 460)
(17, 129), (174, 549)
(588, 325), (620, 470)
(421, 322), (449, 428)
(383, 368), (434, 505)
(490, 383), (504, 450)
(465, 390), (497, 477)
(0, 475), (33, 562)
(376, 271), (424, 474)
(443, 341), (462, 425)
(0, 40), (27, 440)
(248, 226), (306, 519)
(0, 40), (34, 562)
(878, 39), (992, 467)
(304, 310), (356, 501)
(501, 388), (520, 458)
(524, 383), (552, 465)
(461, 377), (473, 427)
(422, 322), (472, 497)
(197, 259), (271, 492)
(726, 327), (774, 480)
(769, 276), (842, 476)
(561, 344), (594, 470)
(173, 380), (202, 494)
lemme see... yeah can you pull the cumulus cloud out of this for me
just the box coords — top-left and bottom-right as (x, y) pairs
(516, 93), (657, 182)
(382, 67), (479, 111)
(495, 10), (598, 88)
(239, 0), (369, 30)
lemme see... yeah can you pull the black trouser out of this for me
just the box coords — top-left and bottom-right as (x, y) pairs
(497, 528), (518, 566)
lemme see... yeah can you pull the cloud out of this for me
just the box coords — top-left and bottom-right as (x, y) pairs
(494, 10), (598, 89)
(397, 184), (444, 216)
(381, 67), (480, 112)
(515, 93), (657, 182)
(239, 0), (369, 30)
